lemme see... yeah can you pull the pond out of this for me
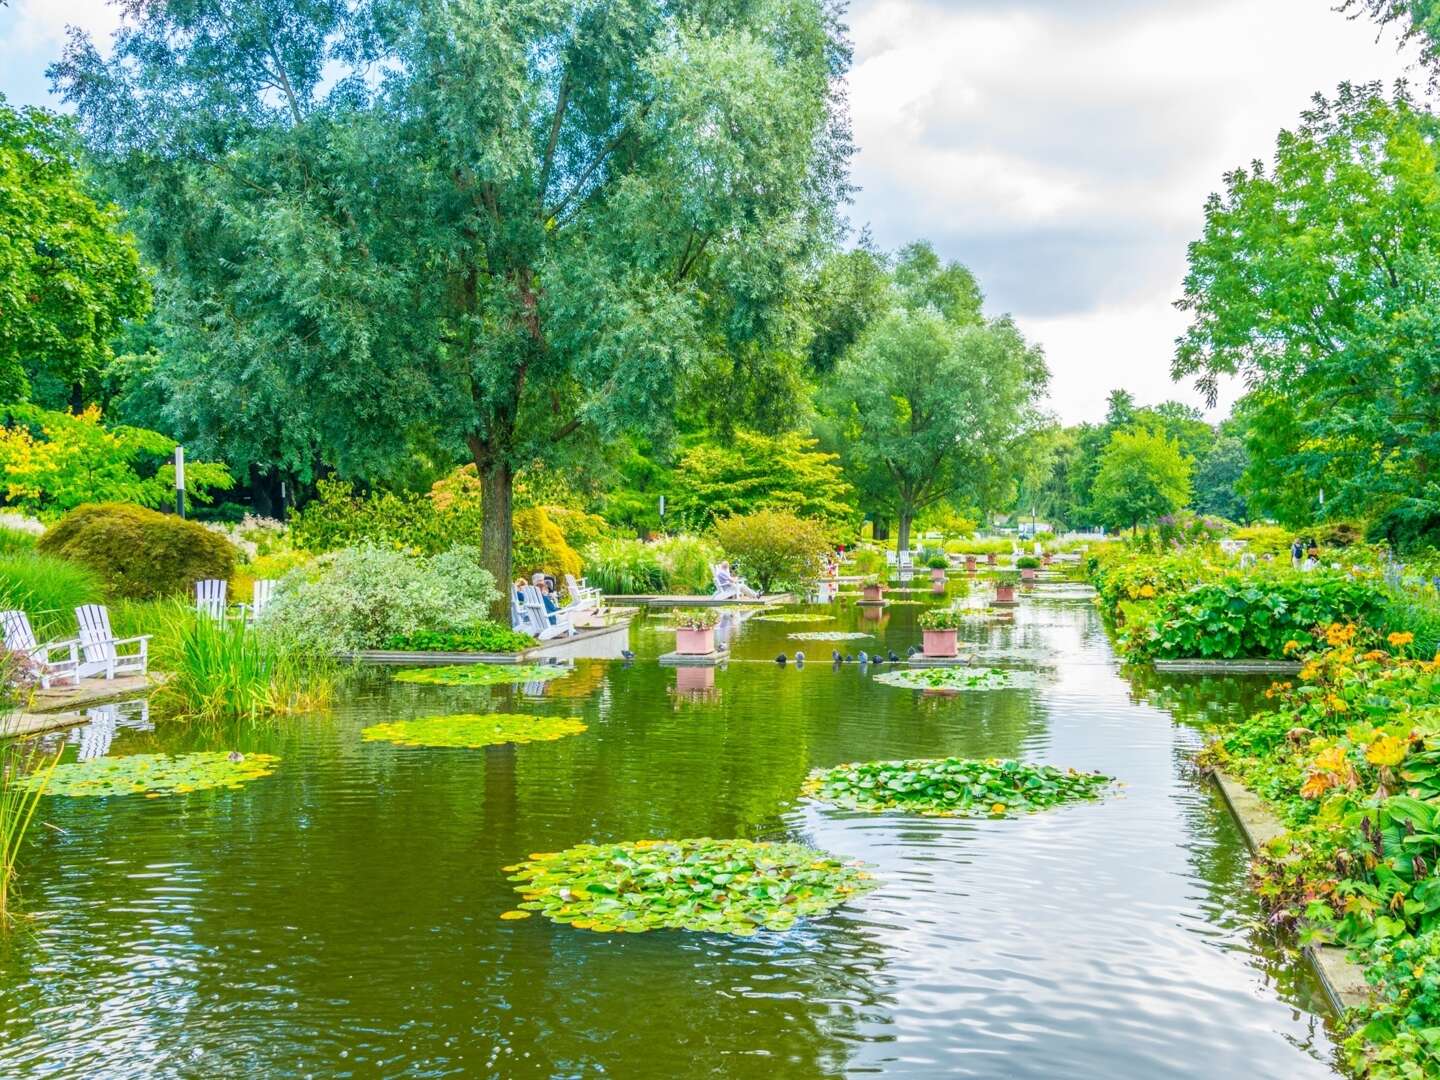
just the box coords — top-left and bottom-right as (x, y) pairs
(0, 586), (1344, 1078)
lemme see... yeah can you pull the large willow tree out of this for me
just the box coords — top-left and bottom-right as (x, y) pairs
(54, 0), (851, 606)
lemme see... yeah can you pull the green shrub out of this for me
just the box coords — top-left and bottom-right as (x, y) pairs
(0, 552), (104, 639)
(1143, 573), (1385, 660)
(1231, 523), (1293, 556)
(581, 537), (667, 594)
(511, 506), (582, 582)
(712, 510), (831, 593)
(261, 544), (500, 652)
(383, 624), (535, 653)
(654, 534), (722, 594)
(546, 506), (615, 552)
(1015, 556), (1041, 569)
(918, 607), (965, 630)
(0, 527), (38, 556)
(36, 503), (236, 601)
(848, 546), (886, 577)
(926, 554), (949, 569)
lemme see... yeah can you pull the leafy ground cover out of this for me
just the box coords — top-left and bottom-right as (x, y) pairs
(25, 752), (278, 798)
(361, 713), (585, 748)
(875, 666), (1017, 691)
(393, 664), (569, 687)
(1195, 625), (1440, 1078)
(787, 631), (873, 641)
(803, 757), (1112, 818)
(383, 625), (536, 653)
(502, 838), (875, 935)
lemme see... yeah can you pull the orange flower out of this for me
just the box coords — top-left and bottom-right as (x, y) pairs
(1283, 639), (1303, 655)
(1387, 631), (1415, 648)
(1300, 772), (1334, 799)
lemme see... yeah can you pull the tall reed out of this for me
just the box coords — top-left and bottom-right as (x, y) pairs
(0, 552), (104, 639)
(153, 615), (335, 723)
(0, 730), (60, 928)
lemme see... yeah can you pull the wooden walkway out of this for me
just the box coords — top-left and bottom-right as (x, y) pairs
(3, 675), (161, 739)
(603, 594), (789, 608)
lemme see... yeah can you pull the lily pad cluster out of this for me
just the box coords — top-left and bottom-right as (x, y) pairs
(393, 663), (568, 687)
(874, 666), (1014, 690)
(752, 613), (835, 624)
(362, 713), (586, 748)
(502, 837), (875, 935)
(787, 631), (874, 641)
(26, 752), (279, 798)
(803, 757), (1113, 818)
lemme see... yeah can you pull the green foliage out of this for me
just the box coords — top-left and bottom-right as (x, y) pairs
(1015, 556), (1041, 570)
(581, 538), (667, 595)
(392, 663), (568, 687)
(0, 552), (103, 639)
(511, 506), (582, 582)
(0, 739), (60, 925)
(55, 0), (851, 594)
(383, 624), (535, 654)
(503, 838), (876, 935)
(926, 555), (949, 569)
(1232, 524), (1293, 556)
(1142, 574), (1385, 661)
(751, 612), (834, 624)
(652, 534), (722, 595)
(155, 617), (334, 723)
(712, 509), (832, 593)
(37, 502), (237, 601)
(802, 758), (1113, 817)
(27, 751), (279, 798)
(261, 544), (499, 653)
(1192, 435), (1249, 523)
(823, 307), (1048, 550)
(0, 98), (149, 402)
(917, 607), (966, 630)
(0, 528), (36, 556)
(670, 430), (857, 531)
(874, 666), (1024, 691)
(1090, 428), (1192, 532)
(361, 713), (585, 749)
(545, 507), (614, 554)
(672, 609), (720, 631)
(1176, 84), (1440, 530)
(0, 404), (231, 520)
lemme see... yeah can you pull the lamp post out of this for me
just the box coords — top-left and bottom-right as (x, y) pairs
(174, 445), (186, 519)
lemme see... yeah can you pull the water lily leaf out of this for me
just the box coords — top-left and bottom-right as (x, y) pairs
(751, 613), (835, 624)
(787, 632), (874, 641)
(361, 713), (585, 748)
(874, 667), (1043, 692)
(393, 663), (569, 687)
(505, 838), (876, 936)
(23, 752), (279, 798)
(803, 757), (1113, 818)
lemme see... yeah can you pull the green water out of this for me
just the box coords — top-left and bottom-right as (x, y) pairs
(0, 586), (1343, 1078)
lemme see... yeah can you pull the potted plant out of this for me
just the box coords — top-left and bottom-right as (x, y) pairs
(918, 607), (963, 657)
(860, 575), (885, 604)
(926, 554), (949, 584)
(992, 571), (1019, 606)
(1042, 551), (1053, 566)
(964, 555), (978, 573)
(1016, 555), (1041, 582)
(673, 608), (721, 655)
(986, 552), (998, 566)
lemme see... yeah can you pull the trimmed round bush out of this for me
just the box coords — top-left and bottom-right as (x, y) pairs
(38, 502), (238, 600)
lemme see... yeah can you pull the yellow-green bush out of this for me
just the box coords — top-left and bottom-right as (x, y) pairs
(1231, 524), (1293, 556)
(37, 503), (237, 601)
(512, 506), (582, 582)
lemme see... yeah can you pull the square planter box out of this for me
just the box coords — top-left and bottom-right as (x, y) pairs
(922, 629), (959, 658)
(675, 627), (716, 655)
(993, 584), (1017, 606)
(987, 553), (998, 566)
(861, 584), (886, 603)
(965, 557), (977, 573)
(1021, 568), (1037, 582)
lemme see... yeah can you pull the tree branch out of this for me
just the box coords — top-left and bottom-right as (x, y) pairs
(546, 102), (651, 222)
(538, 71), (571, 203)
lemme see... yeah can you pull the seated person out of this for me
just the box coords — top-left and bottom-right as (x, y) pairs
(532, 572), (559, 613)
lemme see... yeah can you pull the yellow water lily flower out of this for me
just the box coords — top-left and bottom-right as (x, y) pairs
(989, 803), (1007, 814)
(499, 910), (532, 920)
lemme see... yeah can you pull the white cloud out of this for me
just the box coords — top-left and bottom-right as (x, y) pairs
(4, 0), (119, 51)
(846, 0), (1423, 422)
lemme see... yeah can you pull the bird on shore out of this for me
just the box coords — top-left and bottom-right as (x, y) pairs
(621, 649), (635, 661)
(888, 650), (900, 663)
(795, 651), (805, 668)
(831, 650), (842, 663)
(775, 653), (787, 665)
(858, 651), (869, 664)
(844, 654), (854, 663)
(906, 645), (920, 657)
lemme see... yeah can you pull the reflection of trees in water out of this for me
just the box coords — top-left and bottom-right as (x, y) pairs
(1122, 666), (1271, 731)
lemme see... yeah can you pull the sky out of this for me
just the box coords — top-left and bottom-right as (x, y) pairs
(0, 0), (1424, 424)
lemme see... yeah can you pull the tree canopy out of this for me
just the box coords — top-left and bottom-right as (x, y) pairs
(1090, 427), (1192, 534)
(0, 98), (149, 404)
(1174, 83), (1440, 531)
(54, 0), (853, 609)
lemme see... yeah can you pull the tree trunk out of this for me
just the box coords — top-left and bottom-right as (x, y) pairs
(476, 453), (514, 623)
(871, 518), (889, 541)
(897, 511), (913, 554)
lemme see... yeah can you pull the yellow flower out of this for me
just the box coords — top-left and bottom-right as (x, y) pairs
(1299, 664), (1319, 682)
(1283, 639), (1303, 655)
(1365, 735), (1408, 769)
(1325, 695), (1349, 713)
(1387, 631), (1415, 648)
(989, 803), (1007, 814)
(1312, 745), (1349, 773)
(1137, 584), (1156, 599)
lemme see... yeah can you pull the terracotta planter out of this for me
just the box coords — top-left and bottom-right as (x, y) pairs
(1021, 568), (1037, 582)
(965, 556), (977, 573)
(1042, 554), (1053, 566)
(922, 628), (959, 658)
(862, 583), (885, 603)
(987, 553), (998, 566)
(994, 584), (1016, 604)
(930, 567), (947, 584)
(675, 627), (716, 655)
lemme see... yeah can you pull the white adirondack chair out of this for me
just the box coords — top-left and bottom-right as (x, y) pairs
(564, 573), (601, 612)
(240, 579), (277, 623)
(1, 610), (80, 689)
(711, 564), (758, 600)
(75, 605), (150, 680)
(195, 578), (229, 620)
(898, 549), (915, 572)
(521, 585), (574, 641)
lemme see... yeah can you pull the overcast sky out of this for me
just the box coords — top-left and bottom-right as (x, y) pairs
(0, 0), (1423, 423)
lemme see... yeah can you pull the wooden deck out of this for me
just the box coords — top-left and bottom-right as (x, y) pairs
(604, 594), (789, 607)
(3, 674), (161, 739)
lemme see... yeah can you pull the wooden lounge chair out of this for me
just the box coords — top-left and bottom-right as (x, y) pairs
(564, 573), (603, 611)
(1, 609), (80, 689)
(75, 604), (150, 680)
(195, 578), (229, 620)
(521, 585), (575, 641)
(240, 579), (277, 623)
